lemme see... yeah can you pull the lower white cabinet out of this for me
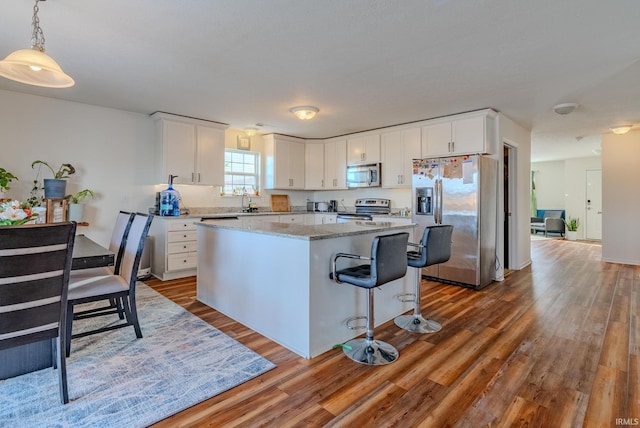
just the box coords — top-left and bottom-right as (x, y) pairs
(150, 218), (198, 280)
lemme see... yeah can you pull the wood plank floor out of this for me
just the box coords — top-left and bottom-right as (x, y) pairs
(146, 239), (639, 427)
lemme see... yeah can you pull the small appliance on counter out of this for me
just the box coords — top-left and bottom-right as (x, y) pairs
(159, 174), (181, 216)
(306, 200), (338, 212)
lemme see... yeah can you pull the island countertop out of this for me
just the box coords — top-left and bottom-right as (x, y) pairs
(197, 218), (415, 241)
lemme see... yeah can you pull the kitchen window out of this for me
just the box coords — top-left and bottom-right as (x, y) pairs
(221, 149), (260, 196)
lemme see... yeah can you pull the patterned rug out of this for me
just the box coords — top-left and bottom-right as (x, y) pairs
(0, 283), (276, 427)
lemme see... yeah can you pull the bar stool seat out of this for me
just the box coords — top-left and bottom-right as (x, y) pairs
(395, 225), (453, 333)
(330, 232), (409, 365)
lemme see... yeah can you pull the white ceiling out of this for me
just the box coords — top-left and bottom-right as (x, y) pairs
(1, 0), (639, 162)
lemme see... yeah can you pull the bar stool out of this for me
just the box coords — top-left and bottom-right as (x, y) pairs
(395, 225), (453, 333)
(330, 232), (409, 365)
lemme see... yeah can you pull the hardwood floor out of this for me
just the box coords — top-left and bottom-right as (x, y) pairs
(146, 239), (639, 427)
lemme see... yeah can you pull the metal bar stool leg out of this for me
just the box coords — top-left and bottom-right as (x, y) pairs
(343, 288), (399, 365)
(394, 268), (442, 333)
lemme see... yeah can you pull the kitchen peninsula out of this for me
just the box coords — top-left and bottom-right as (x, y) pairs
(196, 219), (416, 358)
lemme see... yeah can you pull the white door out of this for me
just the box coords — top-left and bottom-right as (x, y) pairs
(585, 169), (602, 240)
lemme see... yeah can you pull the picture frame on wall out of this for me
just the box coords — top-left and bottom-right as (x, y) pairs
(237, 135), (251, 150)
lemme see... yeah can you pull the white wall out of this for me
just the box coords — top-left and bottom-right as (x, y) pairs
(602, 130), (640, 265)
(497, 113), (532, 272)
(532, 161), (565, 209)
(0, 90), (155, 246)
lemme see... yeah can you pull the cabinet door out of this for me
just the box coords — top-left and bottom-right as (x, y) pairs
(324, 139), (347, 189)
(163, 120), (196, 184)
(452, 115), (485, 154)
(381, 131), (404, 187)
(305, 143), (325, 189)
(382, 127), (421, 188)
(347, 134), (380, 164)
(289, 140), (306, 189)
(421, 121), (452, 157)
(273, 138), (291, 189)
(195, 125), (225, 185)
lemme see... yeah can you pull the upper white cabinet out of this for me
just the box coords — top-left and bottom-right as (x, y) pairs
(152, 112), (227, 185)
(305, 141), (325, 190)
(347, 133), (380, 164)
(421, 109), (497, 157)
(264, 134), (305, 189)
(381, 127), (421, 188)
(324, 138), (347, 190)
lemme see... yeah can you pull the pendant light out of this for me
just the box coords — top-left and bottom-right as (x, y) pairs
(0, 0), (74, 88)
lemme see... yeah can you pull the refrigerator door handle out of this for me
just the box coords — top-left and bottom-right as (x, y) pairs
(435, 179), (442, 224)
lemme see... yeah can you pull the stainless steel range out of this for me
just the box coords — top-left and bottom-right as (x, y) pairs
(337, 198), (391, 222)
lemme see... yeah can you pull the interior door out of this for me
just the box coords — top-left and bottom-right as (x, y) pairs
(585, 169), (602, 240)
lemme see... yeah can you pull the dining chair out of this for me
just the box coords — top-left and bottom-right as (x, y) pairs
(0, 222), (77, 404)
(70, 210), (134, 277)
(69, 211), (135, 320)
(66, 213), (153, 356)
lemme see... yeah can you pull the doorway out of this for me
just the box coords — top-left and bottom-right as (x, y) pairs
(503, 144), (516, 269)
(585, 169), (602, 240)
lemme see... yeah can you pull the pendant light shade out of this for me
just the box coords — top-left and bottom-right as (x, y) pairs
(0, 48), (74, 88)
(0, 0), (74, 88)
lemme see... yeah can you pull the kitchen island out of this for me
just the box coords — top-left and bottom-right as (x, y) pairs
(196, 219), (416, 358)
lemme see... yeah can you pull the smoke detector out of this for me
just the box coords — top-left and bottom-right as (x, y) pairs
(553, 103), (579, 115)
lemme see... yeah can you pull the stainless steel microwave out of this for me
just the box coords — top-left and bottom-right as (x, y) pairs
(346, 163), (381, 188)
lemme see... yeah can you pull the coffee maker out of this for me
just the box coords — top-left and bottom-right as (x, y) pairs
(328, 200), (337, 212)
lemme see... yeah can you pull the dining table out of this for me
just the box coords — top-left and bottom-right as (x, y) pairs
(0, 234), (115, 380)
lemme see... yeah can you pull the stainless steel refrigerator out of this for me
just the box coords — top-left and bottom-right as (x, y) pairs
(412, 154), (497, 289)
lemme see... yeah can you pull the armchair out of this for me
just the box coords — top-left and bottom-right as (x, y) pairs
(531, 210), (565, 237)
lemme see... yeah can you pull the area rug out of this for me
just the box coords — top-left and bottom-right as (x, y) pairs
(0, 283), (276, 427)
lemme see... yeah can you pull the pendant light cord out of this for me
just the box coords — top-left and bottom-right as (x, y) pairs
(31, 0), (46, 52)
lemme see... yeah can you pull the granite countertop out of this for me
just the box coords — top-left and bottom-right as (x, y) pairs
(153, 211), (412, 220)
(197, 219), (415, 241)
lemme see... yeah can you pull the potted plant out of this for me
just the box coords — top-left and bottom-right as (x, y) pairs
(31, 160), (76, 199)
(0, 167), (18, 195)
(564, 217), (580, 241)
(66, 188), (94, 222)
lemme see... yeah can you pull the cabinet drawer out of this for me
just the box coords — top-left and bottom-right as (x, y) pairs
(167, 253), (197, 271)
(167, 230), (197, 242)
(168, 241), (197, 254)
(168, 221), (196, 232)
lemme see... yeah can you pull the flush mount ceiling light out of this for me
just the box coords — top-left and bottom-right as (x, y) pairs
(244, 128), (258, 137)
(610, 125), (633, 135)
(0, 0), (74, 88)
(290, 106), (319, 120)
(552, 103), (579, 115)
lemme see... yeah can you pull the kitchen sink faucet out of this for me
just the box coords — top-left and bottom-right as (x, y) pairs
(241, 192), (251, 212)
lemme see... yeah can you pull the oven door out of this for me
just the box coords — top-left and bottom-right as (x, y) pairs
(336, 214), (373, 223)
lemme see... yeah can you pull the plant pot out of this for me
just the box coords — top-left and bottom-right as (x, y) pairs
(566, 231), (578, 241)
(43, 179), (67, 199)
(68, 203), (84, 222)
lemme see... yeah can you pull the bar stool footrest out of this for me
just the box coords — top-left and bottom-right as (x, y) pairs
(394, 314), (442, 333)
(343, 338), (398, 365)
(346, 315), (367, 330)
(396, 292), (417, 303)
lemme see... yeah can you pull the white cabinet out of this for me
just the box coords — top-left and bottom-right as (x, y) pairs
(347, 133), (380, 164)
(381, 127), (421, 188)
(305, 142), (325, 190)
(152, 112), (227, 185)
(324, 138), (347, 190)
(279, 214), (307, 224)
(421, 109), (496, 157)
(150, 218), (198, 280)
(264, 134), (306, 189)
(315, 213), (337, 224)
